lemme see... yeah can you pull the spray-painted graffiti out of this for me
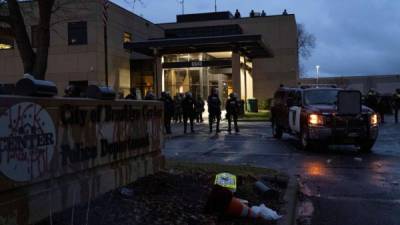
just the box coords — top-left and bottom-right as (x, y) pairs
(0, 102), (56, 182)
(0, 97), (164, 225)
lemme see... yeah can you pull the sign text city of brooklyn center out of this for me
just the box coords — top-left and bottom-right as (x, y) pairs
(0, 96), (164, 225)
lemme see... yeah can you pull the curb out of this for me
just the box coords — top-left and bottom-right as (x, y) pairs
(277, 176), (299, 225)
(237, 119), (270, 122)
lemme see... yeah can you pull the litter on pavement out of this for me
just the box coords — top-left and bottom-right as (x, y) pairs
(214, 172), (237, 192)
(354, 157), (363, 162)
(119, 187), (134, 197)
(206, 173), (282, 222)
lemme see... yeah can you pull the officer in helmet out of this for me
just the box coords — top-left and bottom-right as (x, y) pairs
(160, 91), (174, 134)
(207, 87), (221, 134)
(182, 91), (196, 133)
(393, 88), (400, 124)
(174, 93), (183, 123)
(226, 92), (240, 133)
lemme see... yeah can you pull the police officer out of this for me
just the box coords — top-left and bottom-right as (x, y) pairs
(160, 91), (174, 134)
(393, 89), (400, 124)
(226, 92), (240, 133)
(182, 92), (196, 133)
(174, 93), (183, 123)
(195, 95), (205, 123)
(208, 88), (221, 134)
(365, 89), (379, 113)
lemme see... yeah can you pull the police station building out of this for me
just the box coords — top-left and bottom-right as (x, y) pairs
(0, 0), (298, 103)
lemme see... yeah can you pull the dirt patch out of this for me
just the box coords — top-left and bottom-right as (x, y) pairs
(37, 162), (287, 225)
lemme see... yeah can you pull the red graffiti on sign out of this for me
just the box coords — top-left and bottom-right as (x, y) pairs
(0, 102), (56, 182)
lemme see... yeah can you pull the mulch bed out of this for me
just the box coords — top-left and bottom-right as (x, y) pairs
(38, 166), (287, 225)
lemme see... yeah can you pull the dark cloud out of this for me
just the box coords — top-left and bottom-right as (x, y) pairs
(114, 0), (400, 77)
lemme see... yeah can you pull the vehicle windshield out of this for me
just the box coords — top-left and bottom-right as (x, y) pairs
(304, 89), (339, 105)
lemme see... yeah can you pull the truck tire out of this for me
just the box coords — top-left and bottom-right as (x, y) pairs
(272, 119), (283, 139)
(300, 130), (318, 151)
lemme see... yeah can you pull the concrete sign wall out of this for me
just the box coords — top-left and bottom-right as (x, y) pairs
(0, 96), (164, 225)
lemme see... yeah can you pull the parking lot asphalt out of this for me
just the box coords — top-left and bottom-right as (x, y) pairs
(164, 116), (400, 225)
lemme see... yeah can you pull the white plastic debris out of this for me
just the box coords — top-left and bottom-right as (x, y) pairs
(119, 187), (134, 197)
(354, 157), (363, 162)
(251, 204), (282, 220)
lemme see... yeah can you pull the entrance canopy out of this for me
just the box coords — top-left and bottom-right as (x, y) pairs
(124, 34), (274, 59)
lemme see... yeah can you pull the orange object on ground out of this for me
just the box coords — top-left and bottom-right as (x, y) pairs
(226, 197), (254, 217)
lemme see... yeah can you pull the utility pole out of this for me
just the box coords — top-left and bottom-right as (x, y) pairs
(316, 65), (320, 87)
(103, 0), (109, 86)
(180, 0), (184, 14)
(214, 0), (217, 12)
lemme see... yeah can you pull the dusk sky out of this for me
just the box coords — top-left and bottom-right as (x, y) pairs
(113, 0), (400, 77)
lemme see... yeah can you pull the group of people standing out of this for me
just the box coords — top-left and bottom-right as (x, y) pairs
(364, 88), (400, 124)
(158, 88), (241, 135)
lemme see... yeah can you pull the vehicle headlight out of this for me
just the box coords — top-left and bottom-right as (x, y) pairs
(309, 114), (324, 126)
(370, 113), (379, 126)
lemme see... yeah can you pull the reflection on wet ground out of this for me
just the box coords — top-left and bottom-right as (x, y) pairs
(165, 116), (400, 225)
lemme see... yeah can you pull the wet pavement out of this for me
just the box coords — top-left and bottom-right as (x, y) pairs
(164, 117), (400, 225)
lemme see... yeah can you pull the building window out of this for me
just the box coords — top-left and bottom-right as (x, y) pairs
(123, 32), (132, 43)
(31, 25), (39, 48)
(0, 37), (14, 50)
(68, 21), (87, 45)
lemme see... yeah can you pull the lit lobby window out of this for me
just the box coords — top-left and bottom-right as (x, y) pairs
(0, 38), (14, 50)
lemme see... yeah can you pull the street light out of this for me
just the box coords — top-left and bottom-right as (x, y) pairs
(315, 65), (320, 87)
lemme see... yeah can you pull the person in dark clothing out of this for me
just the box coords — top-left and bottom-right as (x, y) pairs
(365, 89), (379, 113)
(225, 93), (240, 133)
(182, 92), (196, 133)
(160, 92), (174, 134)
(125, 88), (137, 100)
(208, 88), (221, 134)
(249, 9), (255, 17)
(393, 89), (400, 124)
(195, 95), (205, 123)
(144, 90), (156, 100)
(377, 95), (386, 123)
(174, 93), (183, 123)
(234, 9), (241, 18)
(261, 10), (266, 17)
(64, 85), (80, 97)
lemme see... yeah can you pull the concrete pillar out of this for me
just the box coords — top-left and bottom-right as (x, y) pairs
(232, 51), (241, 99)
(154, 56), (162, 97)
